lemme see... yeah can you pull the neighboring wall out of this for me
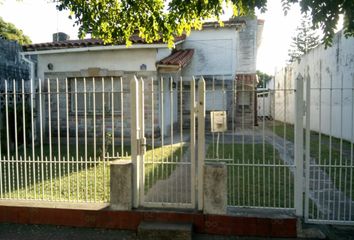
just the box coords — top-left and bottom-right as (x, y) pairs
(0, 38), (30, 83)
(274, 31), (354, 141)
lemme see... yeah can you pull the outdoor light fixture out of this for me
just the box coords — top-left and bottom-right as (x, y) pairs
(47, 63), (54, 70)
(140, 64), (147, 71)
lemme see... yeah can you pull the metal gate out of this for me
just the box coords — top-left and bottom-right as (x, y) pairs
(130, 76), (200, 209)
(304, 73), (354, 225)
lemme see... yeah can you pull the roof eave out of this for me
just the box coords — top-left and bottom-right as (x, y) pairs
(22, 42), (175, 55)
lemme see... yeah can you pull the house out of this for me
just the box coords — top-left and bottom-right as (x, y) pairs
(21, 17), (264, 140)
(180, 17), (263, 128)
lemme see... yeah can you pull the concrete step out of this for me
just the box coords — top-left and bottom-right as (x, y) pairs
(138, 221), (193, 240)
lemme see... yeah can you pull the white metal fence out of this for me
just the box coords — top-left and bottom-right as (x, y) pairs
(304, 75), (354, 224)
(203, 75), (296, 210)
(0, 78), (130, 202)
(0, 74), (353, 225)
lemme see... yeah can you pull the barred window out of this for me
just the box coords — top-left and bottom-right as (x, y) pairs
(70, 77), (122, 113)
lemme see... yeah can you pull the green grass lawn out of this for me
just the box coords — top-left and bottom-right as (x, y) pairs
(272, 121), (354, 200)
(206, 143), (294, 208)
(0, 144), (184, 202)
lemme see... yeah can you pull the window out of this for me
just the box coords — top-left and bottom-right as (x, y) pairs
(237, 91), (251, 112)
(70, 77), (122, 113)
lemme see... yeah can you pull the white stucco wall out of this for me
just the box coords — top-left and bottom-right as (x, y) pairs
(181, 28), (237, 78)
(236, 19), (258, 74)
(37, 48), (158, 79)
(274, 32), (354, 141)
(181, 18), (260, 79)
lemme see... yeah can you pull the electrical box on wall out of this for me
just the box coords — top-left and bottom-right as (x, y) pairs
(210, 111), (227, 132)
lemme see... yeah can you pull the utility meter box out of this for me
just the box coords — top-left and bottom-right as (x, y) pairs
(210, 111), (227, 132)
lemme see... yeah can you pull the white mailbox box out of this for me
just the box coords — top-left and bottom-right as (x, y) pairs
(210, 111), (227, 132)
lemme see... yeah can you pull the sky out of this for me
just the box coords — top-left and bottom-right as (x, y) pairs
(0, 0), (303, 75)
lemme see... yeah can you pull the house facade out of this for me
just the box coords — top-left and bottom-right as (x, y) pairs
(22, 17), (263, 139)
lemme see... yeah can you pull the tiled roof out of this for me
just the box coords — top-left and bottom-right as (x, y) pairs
(202, 19), (246, 29)
(158, 49), (194, 68)
(23, 35), (186, 52)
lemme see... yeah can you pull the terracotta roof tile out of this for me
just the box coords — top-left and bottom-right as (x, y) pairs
(158, 49), (194, 68)
(23, 35), (186, 52)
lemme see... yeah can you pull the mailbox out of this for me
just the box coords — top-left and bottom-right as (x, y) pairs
(210, 111), (227, 132)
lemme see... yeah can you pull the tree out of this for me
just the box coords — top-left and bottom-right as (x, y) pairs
(56, 0), (353, 47)
(0, 17), (31, 45)
(256, 70), (272, 88)
(287, 14), (319, 63)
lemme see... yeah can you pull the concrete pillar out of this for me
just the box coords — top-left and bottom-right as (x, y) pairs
(110, 159), (133, 210)
(203, 163), (227, 215)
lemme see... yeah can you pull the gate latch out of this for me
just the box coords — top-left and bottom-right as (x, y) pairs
(138, 137), (147, 155)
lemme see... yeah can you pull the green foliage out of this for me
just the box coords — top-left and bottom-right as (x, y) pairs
(55, 0), (267, 47)
(56, 0), (353, 48)
(287, 14), (319, 63)
(256, 70), (272, 88)
(282, 0), (354, 47)
(0, 17), (31, 45)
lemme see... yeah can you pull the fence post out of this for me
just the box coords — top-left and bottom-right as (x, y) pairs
(130, 76), (140, 208)
(294, 73), (304, 217)
(197, 77), (206, 211)
(304, 72), (311, 221)
(190, 77), (196, 208)
(138, 77), (145, 206)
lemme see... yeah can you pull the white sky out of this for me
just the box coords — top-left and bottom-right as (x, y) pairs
(0, 0), (303, 75)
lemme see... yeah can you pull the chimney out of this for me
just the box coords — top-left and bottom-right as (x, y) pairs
(53, 32), (70, 42)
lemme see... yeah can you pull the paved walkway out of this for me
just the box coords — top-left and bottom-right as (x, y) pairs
(144, 145), (192, 205)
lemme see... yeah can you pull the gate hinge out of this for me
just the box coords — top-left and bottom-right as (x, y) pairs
(137, 137), (147, 155)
